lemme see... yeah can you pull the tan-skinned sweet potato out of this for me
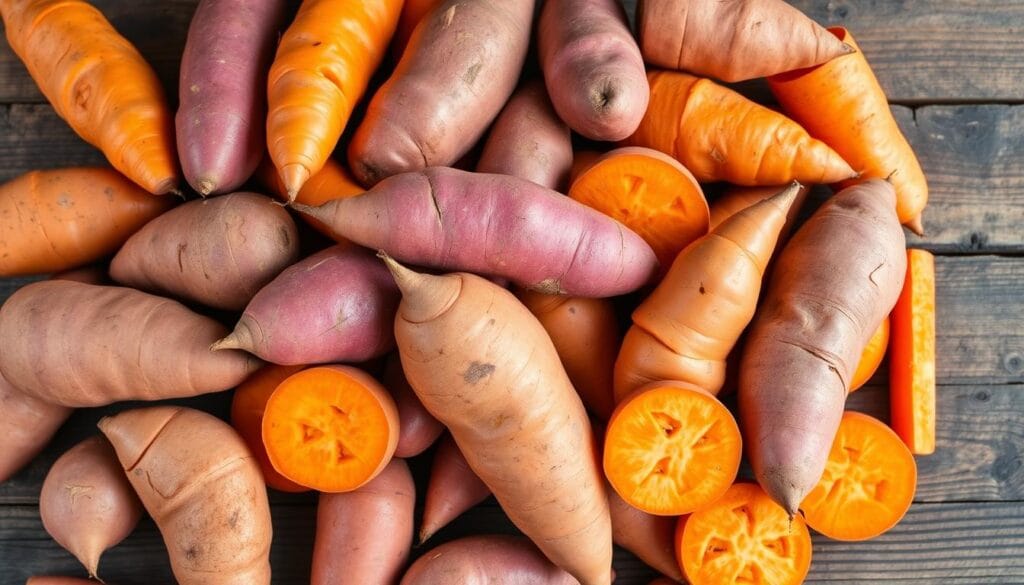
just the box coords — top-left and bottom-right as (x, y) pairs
(26, 578), (103, 585)
(400, 535), (579, 585)
(99, 406), (272, 585)
(609, 486), (682, 582)
(0, 374), (70, 483)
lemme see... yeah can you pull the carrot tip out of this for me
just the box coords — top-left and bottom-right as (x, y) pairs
(281, 164), (310, 202)
(905, 215), (925, 236)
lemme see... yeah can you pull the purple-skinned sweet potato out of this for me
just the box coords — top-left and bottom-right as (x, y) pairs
(177, 0), (286, 195)
(476, 79), (573, 192)
(212, 244), (400, 365)
(400, 535), (578, 585)
(539, 0), (649, 141)
(347, 0), (535, 186)
(110, 192), (299, 311)
(419, 434), (490, 543)
(383, 354), (443, 458)
(297, 168), (659, 297)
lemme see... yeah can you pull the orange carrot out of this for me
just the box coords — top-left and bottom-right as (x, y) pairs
(516, 289), (620, 420)
(769, 28), (928, 234)
(890, 249), (936, 454)
(709, 184), (810, 237)
(676, 483), (812, 585)
(419, 434), (491, 543)
(262, 365), (399, 492)
(256, 155), (363, 236)
(614, 184), (799, 400)
(0, 167), (173, 277)
(570, 147), (709, 268)
(624, 70), (856, 185)
(801, 411), (917, 540)
(604, 381), (742, 516)
(0, 0), (177, 194)
(266, 0), (402, 198)
(850, 317), (890, 393)
(230, 365), (309, 493)
(392, 0), (443, 58)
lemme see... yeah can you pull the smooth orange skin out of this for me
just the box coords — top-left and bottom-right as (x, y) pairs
(769, 28), (928, 234)
(801, 411), (918, 541)
(890, 249), (937, 454)
(266, 0), (402, 196)
(0, 1), (177, 194)
(709, 183), (810, 237)
(230, 365), (309, 493)
(263, 365), (399, 493)
(0, 168), (173, 277)
(624, 70), (856, 185)
(257, 156), (363, 238)
(517, 289), (620, 421)
(676, 483), (812, 585)
(570, 146), (709, 268)
(850, 317), (890, 393)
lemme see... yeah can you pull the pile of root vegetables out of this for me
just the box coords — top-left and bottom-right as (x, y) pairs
(0, 0), (938, 583)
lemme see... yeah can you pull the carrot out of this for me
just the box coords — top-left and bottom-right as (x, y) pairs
(769, 28), (928, 234)
(382, 355), (444, 458)
(419, 433), (491, 543)
(608, 485), (683, 582)
(801, 411), (917, 541)
(850, 317), (890, 393)
(624, 70), (856, 185)
(676, 483), (812, 585)
(0, 168), (174, 277)
(230, 365), (309, 493)
(392, 0), (443, 58)
(385, 257), (612, 585)
(890, 249), (937, 454)
(266, 0), (403, 198)
(570, 146), (709, 268)
(0, 1), (177, 194)
(516, 288), (619, 420)
(637, 0), (853, 82)
(739, 180), (906, 515)
(614, 184), (799, 400)
(262, 365), (399, 493)
(604, 381), (741, 515)
(709, 184), (810, 237)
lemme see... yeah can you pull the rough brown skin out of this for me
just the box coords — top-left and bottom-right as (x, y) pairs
(347, 0), (535, 186)
(99, 406), (272, 585)
(400, 535), (580, 585)
(740, 179), (906, 515)
(419, 433), (491, 543)
(40, 436), (142, 578)
(476, 79), (574, 192)
(637, 0), (854, 83)
(387, 258), (612, 585)
(383, 354), (443, 458)
(608, 486), (682, 582)
(0, 375), (71, 483)
(538, 0), (649, 141)
(0, 281), (261, 407)
(110, 192), (299, 311)
(312, 458), (415, 585)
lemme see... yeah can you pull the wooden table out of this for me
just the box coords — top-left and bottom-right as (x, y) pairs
(1, 1), (1022, 583)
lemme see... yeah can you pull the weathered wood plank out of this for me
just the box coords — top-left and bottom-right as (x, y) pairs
(2, 500), (1022, 584)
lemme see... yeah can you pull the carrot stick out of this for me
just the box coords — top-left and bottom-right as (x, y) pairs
(850, 317), (890, 393)
(614, 184), (799, 400)
(624, 70), (856, 186)
(570, 146), (709, 268)
(266, 0), (402, 198)
(419, 434), (491, 543)
(262, 365), (399, 492)
(890, 249), (936, 454)
(0, 0), (177, 194)
(604, 381), (742, 516)
(769, 28), (928, 235)
(801, 411), (917, 540)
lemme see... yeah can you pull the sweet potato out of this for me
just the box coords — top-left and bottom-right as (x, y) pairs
(0, 281), (260, 407)
(476, 79), (573, 192)
(40, 436), (142, 577)
(0, 374), (70, 483)
(609, 486), (682, 582)
(348, 0), (535, 185)
(99, 406), (272, 585)
(539, 0), (648, 141)
(383, 354), (443, 458)
(312, 458), (415, 585)
(0, 168), (174, 277)
(387, 258), (612, 585)
(298, 168), (658, 297)
(213, 244), (399, 365)
(26, 578), (102, 585)
(740, 179), (906, 514)
(177, 0), (285, 195)
(709, 184), (810, 237)
(419, 434), (491, 543)
(110, 192), (299, 311)
(400, 535), (579, 585)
